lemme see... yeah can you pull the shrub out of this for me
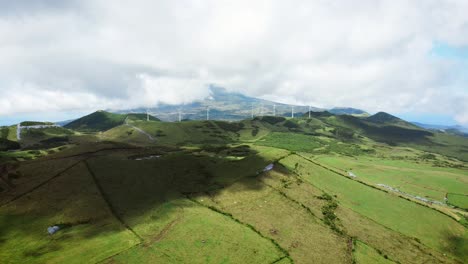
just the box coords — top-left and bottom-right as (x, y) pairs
(0, 139), (20, 151)
(251, 125), (259, 136)
(214, 121), (245, 133)
(283, 120), (299, 129)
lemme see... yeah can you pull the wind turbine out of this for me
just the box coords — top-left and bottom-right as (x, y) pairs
(273, 104), (276, 117)
(178, 109), (182, 122)
(291, 106), (294, 118)
(206, 107), (210, 120)
(251, 103), (254, 119)
(146, 109), (149, 121)
(16, 123), (21, 141)
(308, 105), (311, 119)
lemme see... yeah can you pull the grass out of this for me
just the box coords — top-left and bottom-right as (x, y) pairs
(107, 198), (285, 264)
(353, 241), (395, 264)
(65, 111), (127, 132)
(262, 164), (457, 263)
(280, 154), (468, 261)
(0, 162), (140, 264)
(19, 127), (74, 148)
(79, 146), (290, 263)
(255, 132), (369, 156)
(313, 155), (468, 202)
(112, 120), (236, 145)
(20, 121), (54, 126)
(407, 133), (468, 162)
(448, 194), (468, 210)
(193, 180), (352, 263)
(255, 132), (322, 152)
(1, 117), (468, 263)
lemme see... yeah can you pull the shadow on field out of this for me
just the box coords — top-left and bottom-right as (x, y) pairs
(0, 143), (276, 260)
(444, 233), (468, 261)
(84, 145), (272, 221)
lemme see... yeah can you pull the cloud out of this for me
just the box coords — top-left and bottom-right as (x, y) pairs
(136, 74), (211, 107)
(0, 0), (467, 125)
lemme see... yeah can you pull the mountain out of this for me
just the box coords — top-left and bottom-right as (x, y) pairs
(65, 111), (127, 132)
(65, 111), (159, 132)
(366, 112), (419, 128)
(118, 87), (333, 121)
(413, 122), (468, 136)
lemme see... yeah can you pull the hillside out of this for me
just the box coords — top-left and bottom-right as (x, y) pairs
(366, 112), (419, 128)
(64, 111), (159, 132)
(126, 113), (160, 122)
(1, 111), (467, 263)
(0, 138), (20, 151)
(65, 111), (127, 132)
(118, 87), (352, 121)
(413, 122), (468, 137)
(20, 121), (55, 126)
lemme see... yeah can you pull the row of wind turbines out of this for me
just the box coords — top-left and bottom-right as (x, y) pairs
(144, 103), (314, 122)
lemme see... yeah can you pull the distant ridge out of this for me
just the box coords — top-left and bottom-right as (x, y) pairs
(413, 122), (468, 137)
(367, 112), (401, 123)
(118, 86), (370, 121)
(366, 112), (419, 129)
(329, 107), (369, 116)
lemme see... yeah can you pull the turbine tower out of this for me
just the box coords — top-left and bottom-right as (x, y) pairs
(178, 109), (182, 122)
(147, 109), (149, 121)
(308, 105), (311, 119)
(273, 104), (276, 117)
(16, 123), (21, 141)
(251, 103), (254, 119)
(206, 107), (210, 121)
(291, 106), (294, 118)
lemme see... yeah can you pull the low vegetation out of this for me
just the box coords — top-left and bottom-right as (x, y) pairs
(1, 111), (467, 263)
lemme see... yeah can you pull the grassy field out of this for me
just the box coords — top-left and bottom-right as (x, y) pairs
(1, 116), (468, 263)
(106, 198), (285, 264)
(279, 154), (468, 261)
(192, 176), (351, 264)
(353, 241), (394, 264)
(254, 132), (371, 156)
(0, 162), (140, 264)
(447, 193), (468, 210)
(313, 155), (468, 202)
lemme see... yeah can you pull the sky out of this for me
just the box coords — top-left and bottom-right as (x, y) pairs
(1, 0), (468, 126)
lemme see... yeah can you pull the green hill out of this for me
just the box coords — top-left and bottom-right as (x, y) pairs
(65, 111), (160, 132)
(366, 112), (419, 128)
(65, 111), (127, 132)
(126, 113), (160, 122)
(20, 121), (55, 126)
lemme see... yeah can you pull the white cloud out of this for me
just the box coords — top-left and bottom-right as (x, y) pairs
(0, 0), (467, 125)
(135, 74), (210, 107)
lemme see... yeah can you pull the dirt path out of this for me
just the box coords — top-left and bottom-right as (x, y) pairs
(124, 116), (155, 141)
(125, 124), (155, 141)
